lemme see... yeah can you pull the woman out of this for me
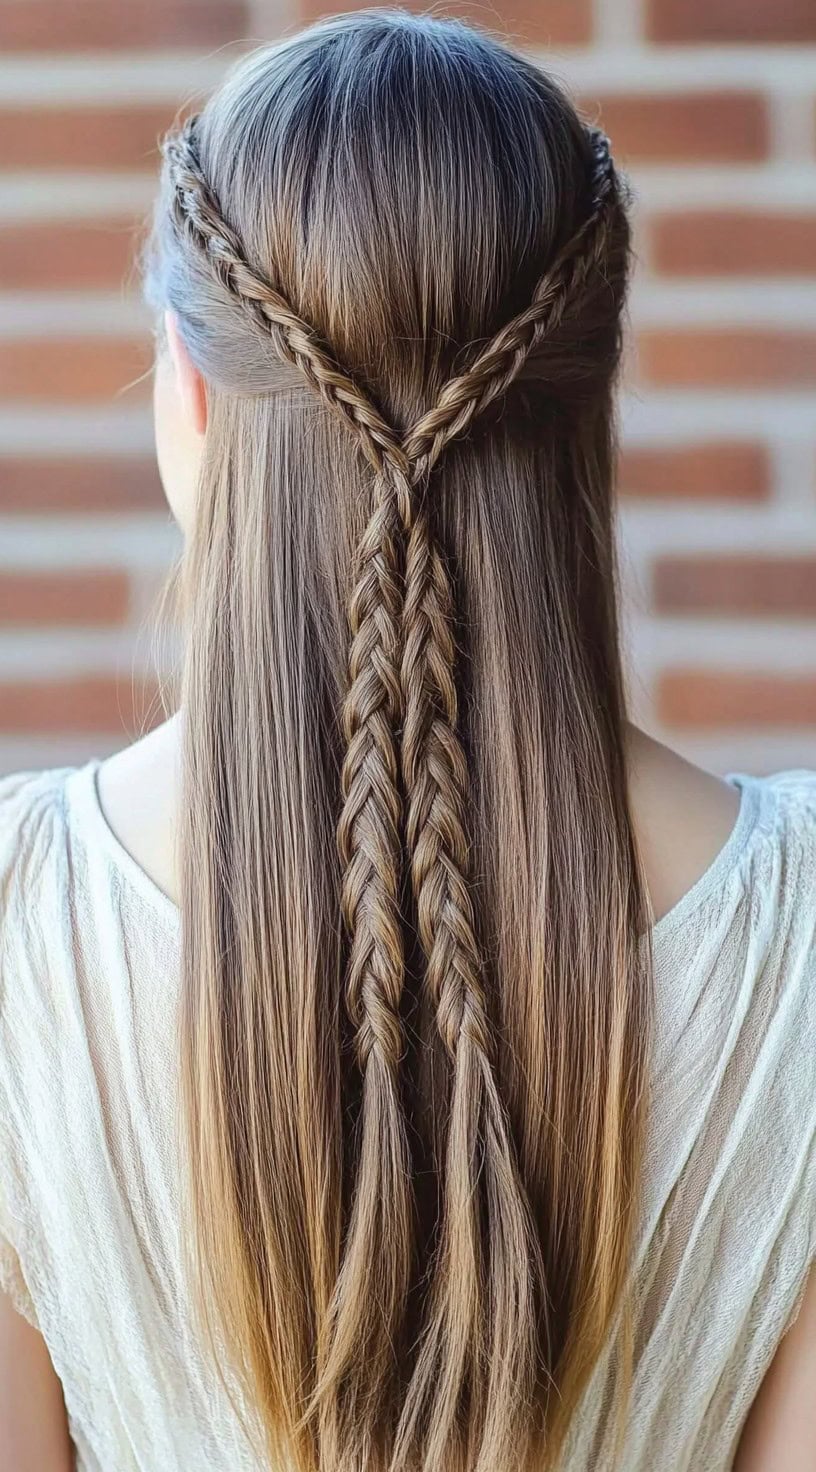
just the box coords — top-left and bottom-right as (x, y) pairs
(0, 11), (813, 1470)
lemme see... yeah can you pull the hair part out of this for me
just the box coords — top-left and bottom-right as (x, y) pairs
(147, 11), (652, 1470)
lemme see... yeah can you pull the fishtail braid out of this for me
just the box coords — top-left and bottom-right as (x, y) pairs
(164, 117), (417, 1430)
(163, 118), (404, 474)
(392, 128), (618, 1468)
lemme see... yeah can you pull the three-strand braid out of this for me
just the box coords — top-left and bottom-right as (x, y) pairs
(163, 116), (617, 1462)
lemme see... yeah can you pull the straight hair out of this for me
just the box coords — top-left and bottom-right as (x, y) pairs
(147, 10), (652, 1469)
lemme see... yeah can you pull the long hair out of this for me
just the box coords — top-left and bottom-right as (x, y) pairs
(146, 11), (652, 1470)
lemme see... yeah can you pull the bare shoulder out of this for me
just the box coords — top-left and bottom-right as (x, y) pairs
(0, 1290), (72, 1471)
(733, 1262), (816, 1470)
(624, 723), (742, 926)
(96, 714), (182, 906)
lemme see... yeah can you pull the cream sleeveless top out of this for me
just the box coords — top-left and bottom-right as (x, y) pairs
(0, 760), (814, 1472)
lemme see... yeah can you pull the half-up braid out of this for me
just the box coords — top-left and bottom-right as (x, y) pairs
(389, 129), (618, 1470)
(164, 117), (420, 1456)
(164, 118), (406, 464)
(149, 16), (648, 1472)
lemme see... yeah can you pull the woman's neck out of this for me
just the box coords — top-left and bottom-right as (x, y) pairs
(95, 709), (740, 930)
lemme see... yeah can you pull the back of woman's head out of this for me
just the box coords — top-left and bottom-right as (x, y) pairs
(147, 10), (651, 1471)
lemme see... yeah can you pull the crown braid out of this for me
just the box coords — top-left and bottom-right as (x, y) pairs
(163, 116), (617, 1460)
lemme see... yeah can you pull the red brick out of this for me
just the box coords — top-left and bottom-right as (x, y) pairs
(651, 211), (816, 277)
(658, 669), (816, 728)
(653, 555), (816, 617)
(0, 1), (247, 50)
(0, 220), (142, 292)
(0, 675), (161, 735)
(0, 104), (180, 171)
(648, 0), (816, 43)
(0, 338), (152, 404)
(0, 458), (165, 515)
(294, 0), (591, 44)
(0, 570), (130, 626)
(619, 443), (768, 502)
(637, 329), (816, 389)
(582, 92), (768, 164)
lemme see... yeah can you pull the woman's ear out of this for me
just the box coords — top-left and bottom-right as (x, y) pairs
(164, 309), (208, 437)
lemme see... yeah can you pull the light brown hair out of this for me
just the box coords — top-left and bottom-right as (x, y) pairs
(147, 10), (652, 1469)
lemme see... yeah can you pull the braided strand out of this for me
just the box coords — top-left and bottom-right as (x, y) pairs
(405, 129), (616, 479)
(315, 449), (416, 1441)
(392, 484), (546, 1470)
(163, 119), (403, 476)
(393, 131), (616, 1467)
(164, 117), (417, 1448)
(163, 116), (619, 1468)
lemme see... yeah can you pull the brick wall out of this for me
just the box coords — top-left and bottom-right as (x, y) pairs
(2, 0), (815, 776)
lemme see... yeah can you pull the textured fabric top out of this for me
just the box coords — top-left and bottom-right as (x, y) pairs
(0, 759), (814, 1472)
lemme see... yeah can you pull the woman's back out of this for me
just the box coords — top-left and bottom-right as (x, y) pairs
(0, 726), (813, 1469)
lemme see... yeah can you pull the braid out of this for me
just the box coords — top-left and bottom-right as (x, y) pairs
(324, 443), (417, 1435)
(403, 128), (616, 477)
(164, 117), (417, 1441)
(393, 129), (617, 1466)
(163, 118), (402, 475)
(163, 115), (618, 1465)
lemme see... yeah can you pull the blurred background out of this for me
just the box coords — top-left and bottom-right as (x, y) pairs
(1, 0), (815, 776)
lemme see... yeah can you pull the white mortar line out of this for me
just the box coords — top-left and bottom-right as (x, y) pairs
(619, 502), (816, 553)
(0, 398), (811, 454)
(2, 45), (816, 100)
(0, 296), (151, 335)
(546, 46), (816, 89)
(769, 90), (816, 164)
(0, 399), (811, 455)
(0, 618), (178, 676)
(0, 52), (236, 101)
(769, 439), (816, 505)
(0, 407), (154, 451)
(627, 617), (816, 674)
(0, 629), (139, 672)
(628, 167), (816, 208)
(620, 392), (816, 438)
(0, 517), (180, 568)
(593, 0), (644, 46)
(631, 281), (816, 325)
(0, 176), (158, 218)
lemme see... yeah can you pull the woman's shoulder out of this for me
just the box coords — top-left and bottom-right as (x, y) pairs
(0, 765), (76, 925)
(0, 762), (74, 830)
(736, 763), (816, 935)
(0, 764), (88, 1026)
(0, 759), (141, 1000)
(630, 742), (816, 1291)
(625, 726), (816, 935)
(0, 768), (80, 1282)
(750, 762), (816, 816)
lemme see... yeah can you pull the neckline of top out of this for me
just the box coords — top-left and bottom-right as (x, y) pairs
(65, 757), (764, 950)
